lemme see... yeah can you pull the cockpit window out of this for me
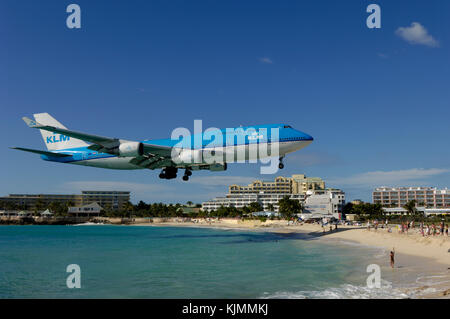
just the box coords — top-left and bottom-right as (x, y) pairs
(283, 125), (292, 128)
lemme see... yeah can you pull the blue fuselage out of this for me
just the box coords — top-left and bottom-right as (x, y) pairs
(40, 124), (313, 170)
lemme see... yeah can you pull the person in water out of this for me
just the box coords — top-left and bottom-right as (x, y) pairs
(390, 248), (395, 269)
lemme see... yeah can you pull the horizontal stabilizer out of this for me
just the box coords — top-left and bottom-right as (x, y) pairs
(22, 116), (39, 128)
(11, 147), (72, 158)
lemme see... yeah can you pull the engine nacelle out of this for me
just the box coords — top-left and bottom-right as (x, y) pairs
(175, 149), (203, 164)
(174, 149), (225, 164)
(118, 142), (144, 157)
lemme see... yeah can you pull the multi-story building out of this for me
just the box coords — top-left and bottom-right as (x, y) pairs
(228, 174), (325, 196)
(80, 191), (130, 210)
(202, 174), (345, 217)
(291, 174), (326, 194)
(0, 191), (130, 210)
(373, 187), (450, 208)
(202, 193), (306, 212)
(303, 189), (345, 219)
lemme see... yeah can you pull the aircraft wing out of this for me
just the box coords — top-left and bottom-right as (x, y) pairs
(22, 116), (174, 159)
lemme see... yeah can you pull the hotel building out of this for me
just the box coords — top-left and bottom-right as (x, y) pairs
(372, 187), (450, 208)
(0, 191), (130, 210)
(202, 174), (345, 217)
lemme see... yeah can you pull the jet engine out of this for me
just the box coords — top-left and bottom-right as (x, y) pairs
(175, 149), (225, 164)
(175, 149), (203, 164)
(117, 142), (144, 157)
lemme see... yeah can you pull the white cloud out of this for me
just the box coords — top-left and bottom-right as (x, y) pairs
(258, 57), (273, 64)
(189, 176), (256, 187)
(328, 168), (450, 187)
(61, 178), (253, 204)
(286, 151), (340, 167)
(62, 181), (175, 202)
(395, 22), (439, 47)
(63, 181), (170, 193)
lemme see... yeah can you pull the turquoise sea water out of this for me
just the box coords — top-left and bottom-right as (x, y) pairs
(0, 225), (433, 298)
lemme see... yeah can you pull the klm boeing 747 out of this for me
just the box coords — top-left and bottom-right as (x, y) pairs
(12, 113), (313, 181)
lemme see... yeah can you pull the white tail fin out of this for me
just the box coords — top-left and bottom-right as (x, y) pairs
(33, 113), (89, 151)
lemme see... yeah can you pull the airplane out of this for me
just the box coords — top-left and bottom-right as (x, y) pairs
(12, 113), (314, 181)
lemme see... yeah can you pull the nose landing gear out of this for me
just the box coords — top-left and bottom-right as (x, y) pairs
(278, 157), (284, 169)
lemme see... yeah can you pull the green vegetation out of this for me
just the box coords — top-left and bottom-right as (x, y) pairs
(343, 202), (384, 219)
(343, 200), (447, 223)
(278, 196), (303, 220)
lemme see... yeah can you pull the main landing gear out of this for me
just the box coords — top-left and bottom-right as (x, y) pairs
(159, 167), (178, 180)
(182, 169), (192, 181)
(278, 157), (284, 169)
(159, 167), (192, 181)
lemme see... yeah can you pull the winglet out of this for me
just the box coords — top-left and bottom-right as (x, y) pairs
(22, 116), (39, 128)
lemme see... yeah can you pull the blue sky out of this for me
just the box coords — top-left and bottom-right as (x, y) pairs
(2, 0), (450, 203)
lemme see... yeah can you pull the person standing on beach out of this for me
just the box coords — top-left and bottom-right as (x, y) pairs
(390, 248), (395, 269)
(445, 224), (448, 237)
(440, 221), (444, 236)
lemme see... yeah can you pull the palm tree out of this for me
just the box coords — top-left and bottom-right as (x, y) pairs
(403, 200), (417, 216)
(123, 201), (135, 218)
(278, 196), (302, 220)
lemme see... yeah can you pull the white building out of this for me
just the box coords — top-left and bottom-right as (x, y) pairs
(202, 175), (345, 217)
(202, 193), (305, 212)
(252, 211), (280, 217)
(302, 190), (345, 219)
(382, 207), (450, 216)
(68, 202), (102, 216)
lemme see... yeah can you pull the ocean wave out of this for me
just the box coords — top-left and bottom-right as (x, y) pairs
(260, 280), (412, 299)
(416, 273), (450, 286)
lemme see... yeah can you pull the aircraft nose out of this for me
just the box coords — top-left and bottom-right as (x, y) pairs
(297, 131), (314, 141)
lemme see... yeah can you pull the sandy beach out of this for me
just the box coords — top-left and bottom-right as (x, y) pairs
(130, 217), (450, 298)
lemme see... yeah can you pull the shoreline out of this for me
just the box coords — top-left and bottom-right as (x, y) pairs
(131, 218), (450, 298)
(131, 218), (450, 263)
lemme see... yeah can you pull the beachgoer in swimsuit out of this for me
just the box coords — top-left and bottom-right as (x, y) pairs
(390, 249), (395, 268)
